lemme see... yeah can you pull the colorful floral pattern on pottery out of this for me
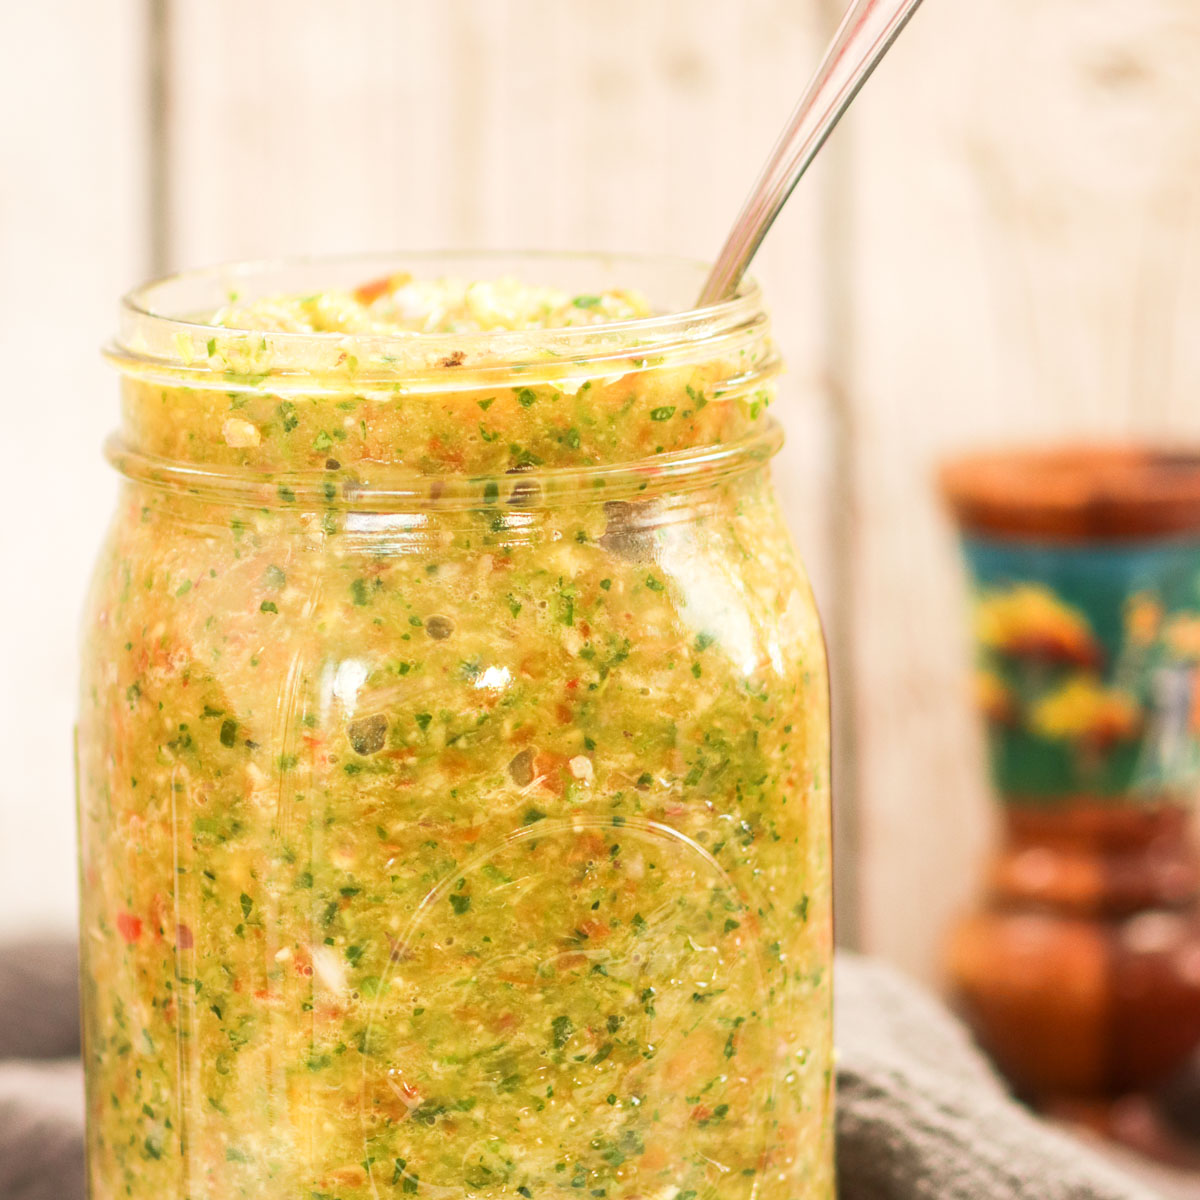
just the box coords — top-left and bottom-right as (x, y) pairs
(964, 537), (1200, 804)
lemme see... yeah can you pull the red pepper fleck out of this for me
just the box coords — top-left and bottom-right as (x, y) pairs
(176, 923), (194, 950)
(353, 274), (394, 305)
(116, 912), (142, 944)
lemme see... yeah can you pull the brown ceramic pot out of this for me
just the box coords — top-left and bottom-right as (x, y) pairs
(941, 446), (1200, 1154)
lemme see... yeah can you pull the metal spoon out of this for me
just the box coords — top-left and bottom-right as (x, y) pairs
(697, 0), (926, 307)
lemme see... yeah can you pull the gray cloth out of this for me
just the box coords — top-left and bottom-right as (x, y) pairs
(0, 940), (84, 1200)
(0, 944), (1168, 1199)
(0, 940), (79, 1060)
(836, 953), (1163, 1200)
(0, 1061), (84, 1200)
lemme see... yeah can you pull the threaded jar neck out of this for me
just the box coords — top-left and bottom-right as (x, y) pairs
(106, 252), (780, 486)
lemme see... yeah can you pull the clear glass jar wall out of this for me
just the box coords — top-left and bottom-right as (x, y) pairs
(78, 254), (833, 1200)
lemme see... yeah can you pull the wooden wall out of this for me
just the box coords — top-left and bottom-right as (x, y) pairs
(845, 0), (1200, 975)
(1, 4), (147, 937)
(3, 0), (1198, 984)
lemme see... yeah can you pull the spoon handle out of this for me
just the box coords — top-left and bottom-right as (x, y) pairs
(697, 0), (925, 307)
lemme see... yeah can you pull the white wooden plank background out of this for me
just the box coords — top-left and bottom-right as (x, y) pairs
(842, 0), (1200, 978)
(0, 2), (147, 935)
(2, 0), (1199, 983)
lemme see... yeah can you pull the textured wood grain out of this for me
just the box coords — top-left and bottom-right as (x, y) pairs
(841, 0), (1200, 978)
(0, 2), (148, 934)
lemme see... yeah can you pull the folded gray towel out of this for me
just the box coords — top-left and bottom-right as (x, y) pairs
(0, 940), (79, 1060)
(835, 954), (1162, 1200)
(0, 1061), (84, 1200)
(0, 943), (1171, 1199)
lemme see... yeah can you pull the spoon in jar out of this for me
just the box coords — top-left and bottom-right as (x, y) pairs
(697, 0), (926, 307)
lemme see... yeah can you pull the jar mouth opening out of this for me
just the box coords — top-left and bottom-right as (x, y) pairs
(110, 250), (767, 389)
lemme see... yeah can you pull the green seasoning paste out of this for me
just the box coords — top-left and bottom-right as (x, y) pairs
(79, 269), (832, 1200)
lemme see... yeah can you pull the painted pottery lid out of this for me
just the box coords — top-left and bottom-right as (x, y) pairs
(940, 446), (1200, 541)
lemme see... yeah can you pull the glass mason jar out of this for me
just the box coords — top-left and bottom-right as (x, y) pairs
(78, 253), (832, 1200)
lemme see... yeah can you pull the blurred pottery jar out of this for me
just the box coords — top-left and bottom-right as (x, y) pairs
(941, 447), (1200, 1135)
(76, 254), (834, 1200)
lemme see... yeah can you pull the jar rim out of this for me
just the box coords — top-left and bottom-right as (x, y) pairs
(108, 250), (769, 392)
(107, 421), (784, 509)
